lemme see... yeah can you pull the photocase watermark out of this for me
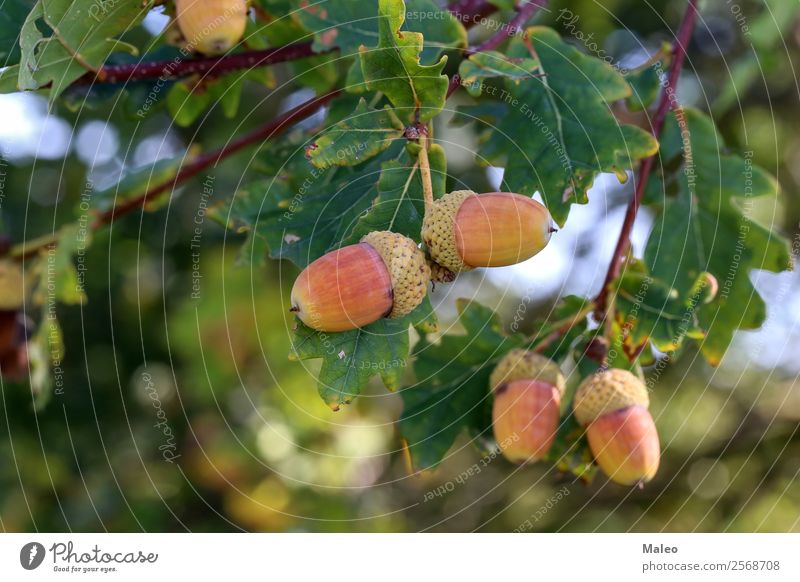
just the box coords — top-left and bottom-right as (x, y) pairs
(88, 0), (124, 22)
(513, 485), (571, 531)
(141, 371), (181, 464)
(190, 175), (214, 300)
(422, 434), (519, 502)
(556, 9), (630, 74)
(510, 284), (541, 333)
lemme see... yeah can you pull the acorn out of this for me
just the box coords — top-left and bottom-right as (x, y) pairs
(489, 349), (566, 463)
(573, 369), (660, 486)
(421, 190), (554, 273)
(175, 0), (248, 55)
(291, 231), (430, 332)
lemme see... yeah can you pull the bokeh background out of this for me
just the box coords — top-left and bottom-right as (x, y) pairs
(1, 0), (799, 532)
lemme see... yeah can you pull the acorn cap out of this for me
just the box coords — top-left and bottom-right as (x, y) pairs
(0, 260), (24, 311)
(573, 368), (649, 426)
(421, 190), (476, 273)
(361, 231), (430, 319)
(490, 349), (566, 395)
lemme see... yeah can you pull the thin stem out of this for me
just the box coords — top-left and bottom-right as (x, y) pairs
(448, 0), (549, 97)
(11, 89), (341, 260)
(417, 132), (435, 212)
(593, 0), (698, 319)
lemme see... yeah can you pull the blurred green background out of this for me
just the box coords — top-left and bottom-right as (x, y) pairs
(1, 0), (799, 532)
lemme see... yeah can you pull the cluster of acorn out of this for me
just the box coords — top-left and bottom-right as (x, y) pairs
(290, 190), (553, 331)
(289, 187), (660, 486)
(171, 0), (662, 485)
(491, 351), (660, 486)
(0, 259), (29, 381)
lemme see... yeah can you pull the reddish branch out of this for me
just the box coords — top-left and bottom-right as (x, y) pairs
(448, 0), (548, 97)
(594, 0), (699, 316)
(79, 42), (329, 85)
(10, 89), (340, 260)
(76, 0), (499, 86)
(91, 88), (340, 228)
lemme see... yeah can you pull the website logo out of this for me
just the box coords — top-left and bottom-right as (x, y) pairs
(20, 542), (46, 570)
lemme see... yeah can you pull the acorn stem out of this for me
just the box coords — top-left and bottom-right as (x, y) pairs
(417, 132), (435, 213)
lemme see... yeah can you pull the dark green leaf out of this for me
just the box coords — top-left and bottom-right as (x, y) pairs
(289, 299), (434, 409)
(293, 0), (466, 62)
(466, 26), (659, 226)
(644, 108), (793, 365)
(306, 99), (405, 169)
(359, 0), (449, 122)
(457, 50), (540, 97)
(0, 0), (29, 65)
(345, 144), (446, 242)
(16, 0), (152, 102)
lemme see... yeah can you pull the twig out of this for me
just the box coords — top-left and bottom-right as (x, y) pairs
(75, 42), (329, 86)
(593, 0), (699, 319)
(417, 132), (435, 212)
(10, 89), (341, 260)
(448, 0), (549, 97)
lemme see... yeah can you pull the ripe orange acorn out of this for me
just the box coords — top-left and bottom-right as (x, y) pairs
(175, 0), (248, 55)
(421, 190), (554, 272)
(290, 231), (430, 332)
(573, 369), (660, 486)
(489, 350), (566, 464)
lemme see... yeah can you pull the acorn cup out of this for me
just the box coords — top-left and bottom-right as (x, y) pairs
(175, 0), (248, 55)
(573, 369), (660, 486)
(290, 231), (430, 332)
(421, 190), (554, 273)
(489, 350), (566, 463)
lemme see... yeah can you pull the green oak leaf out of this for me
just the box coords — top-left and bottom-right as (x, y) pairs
(306, 99), (405, 169)
(289, 298), (437, 410)
(293, 0), (466, 62)
(15, 0), (152, 102)
(465, 26), (659, 226)
(208, 144), (407, 268)
(644, 108), (793, 365)
(399, 299), (521, 471)
(345, 144), (446, 243)
(0, 0), (29, 65)
(359, 0), (449, 123)
(614, 262), (711, 355)
(624, 52), (668, 112)
(457, 50), (540, 97)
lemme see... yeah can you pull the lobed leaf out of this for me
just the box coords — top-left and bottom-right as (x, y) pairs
(644, 108), (793, 365)
(358, 0), (449, 123)
(461, 26), (659, 226)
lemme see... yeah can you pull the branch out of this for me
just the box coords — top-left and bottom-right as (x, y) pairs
(11, 89), (341, 260)
(593, 0), (699, 318)
(77, 42), (328, 85)
(448, 0), (549, 97)
(75, 0), (498, 87)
